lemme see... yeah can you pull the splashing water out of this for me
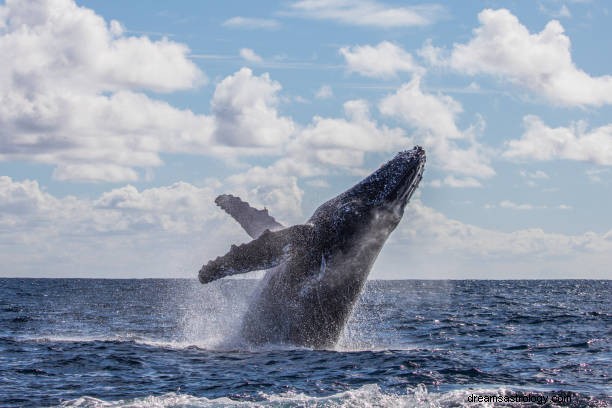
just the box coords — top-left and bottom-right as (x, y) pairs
(176, 278), (258, 349)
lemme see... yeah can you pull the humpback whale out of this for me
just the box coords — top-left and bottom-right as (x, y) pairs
(199, 146), (426, 348)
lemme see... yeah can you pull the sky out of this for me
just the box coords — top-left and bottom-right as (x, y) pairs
(0, 0), (611, 279)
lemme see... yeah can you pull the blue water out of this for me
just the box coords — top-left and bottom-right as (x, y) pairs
(0, 279), (609, 407)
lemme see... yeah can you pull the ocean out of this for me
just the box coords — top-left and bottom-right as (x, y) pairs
(0, 279), (609, 407)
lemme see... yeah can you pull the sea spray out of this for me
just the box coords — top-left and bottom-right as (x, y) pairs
(176, 278), (258, 349)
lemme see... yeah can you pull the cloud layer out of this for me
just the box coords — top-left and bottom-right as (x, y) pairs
(2, 176), (610, 278)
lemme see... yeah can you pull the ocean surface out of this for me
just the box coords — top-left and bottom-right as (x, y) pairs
(0, 279), (609, 407)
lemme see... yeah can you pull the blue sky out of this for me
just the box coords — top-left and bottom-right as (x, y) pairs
(0, 0), (611, 278)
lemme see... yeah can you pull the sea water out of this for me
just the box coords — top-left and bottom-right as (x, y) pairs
(0, 279), (609, 407)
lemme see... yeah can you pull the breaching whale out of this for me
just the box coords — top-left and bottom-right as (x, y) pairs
(199, 146), (426, 348)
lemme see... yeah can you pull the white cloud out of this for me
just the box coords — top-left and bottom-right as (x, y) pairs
(303, 100), (408, 152)
(499, 200), (542, 211)
(211, 68), (295, 149)
(0, 0), (203, 94)
(226, 170), (304, 223)
(445, 8), (612, 106)
(93, 182), (221, 233)
(504, 115), (612, 165)
(519, 169), (550, 187)
(223, 16), (280, 30)
(238, 99), (408, 181)
(340, 41), (423, 79)
(0, 0), (214, 182)
(380, 76), (462, 139)
(417, 39), (445, 66)
(239, 48), (263, 63)
(379, 75), (495, 181)
(286, 0), (445, 28)
(315, 85), (333, 99)
(430, 176), (482, 188)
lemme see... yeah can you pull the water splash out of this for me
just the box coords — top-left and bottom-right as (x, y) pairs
(175, 278), (259, 350)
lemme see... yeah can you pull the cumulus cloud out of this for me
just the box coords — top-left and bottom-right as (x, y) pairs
(211, 68), (295, 149)
(286, 0), (445, 28)
(379, 76), (494, 182)
(297, 100), (410, 163)
(239, 48), (263, 63)
(0, 0), (214, 182)
(340, 41), (423, 79)
(223, 16), (280, 30)
(445, 8), (612, 106)
(0, 0), (203, 93)
(226, 170), (304, 223)
(417, 39), (445, 66)
(503, 115), (612, 165)
(380, 76), (462, 139)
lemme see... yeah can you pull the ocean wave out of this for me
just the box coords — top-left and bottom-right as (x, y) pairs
(13, 335), (225, 350)
(13, 334), (422, 353)
(56, 384), (602, 408)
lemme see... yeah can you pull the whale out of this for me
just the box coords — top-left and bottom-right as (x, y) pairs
(199, 146), (426, 348)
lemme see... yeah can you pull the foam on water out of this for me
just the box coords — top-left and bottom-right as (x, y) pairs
(57, 385), (601, 408)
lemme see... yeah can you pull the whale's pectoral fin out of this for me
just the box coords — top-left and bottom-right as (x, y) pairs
(215, 194), (284, 239)
(198, 224), (311, 284)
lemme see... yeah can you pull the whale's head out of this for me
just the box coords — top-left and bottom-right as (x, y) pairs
(354, 146), (426, 215)
(310, 146), (426, 239)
